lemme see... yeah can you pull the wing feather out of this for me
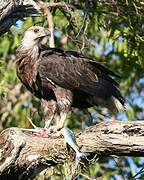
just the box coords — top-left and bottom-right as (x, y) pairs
(38, 49), (121, 98)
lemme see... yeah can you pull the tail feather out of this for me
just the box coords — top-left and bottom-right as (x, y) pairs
(105, 96), (126, 114)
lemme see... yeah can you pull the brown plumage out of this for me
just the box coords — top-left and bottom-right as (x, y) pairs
(16, 26), (125, 131)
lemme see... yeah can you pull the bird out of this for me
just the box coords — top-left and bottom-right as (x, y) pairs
(0, 0), (40, 35)
(16, 26), (125, 134)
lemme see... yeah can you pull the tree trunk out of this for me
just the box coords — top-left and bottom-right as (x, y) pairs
(0, 121), (144, 179)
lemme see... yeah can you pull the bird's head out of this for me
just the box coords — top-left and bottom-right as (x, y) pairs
(21, 26), (50, 49)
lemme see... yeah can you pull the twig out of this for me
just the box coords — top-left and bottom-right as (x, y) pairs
(132, 166), (144, 180)
(76, 12), (88, 38)
(39, 3), (55, 49)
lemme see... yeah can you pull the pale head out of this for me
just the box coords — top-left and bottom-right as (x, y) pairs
(21, 26), (50, 49)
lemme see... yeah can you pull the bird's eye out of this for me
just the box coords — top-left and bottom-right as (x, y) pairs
(34, 29), (39, 33)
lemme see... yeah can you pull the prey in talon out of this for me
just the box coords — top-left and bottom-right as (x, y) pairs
(21, 117), (50, 138)
(21, 128), (50, 137)
(63, 128), (89, 164)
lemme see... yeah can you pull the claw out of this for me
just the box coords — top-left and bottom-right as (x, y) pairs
(25, 117), (63, 137)
(21, 127), (50, 137)
(33, 128), (50, 137)
(48, 125), (62, 133)
(27, 117), (38, 129)
(25, 117), (50, 137)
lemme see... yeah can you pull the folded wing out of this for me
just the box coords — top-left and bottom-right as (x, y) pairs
(38, 49), (124, 105)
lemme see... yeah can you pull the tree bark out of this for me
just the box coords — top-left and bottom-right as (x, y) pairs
(0, 120), (144, 179)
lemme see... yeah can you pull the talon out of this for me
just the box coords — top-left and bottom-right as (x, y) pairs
(22, 128), (50, 138)
(33, 128), (50, 137)
(48, 125), (62, 133)
(27, 117), (38, 129)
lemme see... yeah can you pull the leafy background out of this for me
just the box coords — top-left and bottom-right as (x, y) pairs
(0, 0), (144, 179)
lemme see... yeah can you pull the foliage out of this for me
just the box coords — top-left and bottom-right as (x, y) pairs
(0, 0), (144, 179)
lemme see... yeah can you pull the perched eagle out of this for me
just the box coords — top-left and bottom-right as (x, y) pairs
(16, 26), (125, 132)
(0, 0), (40, 35)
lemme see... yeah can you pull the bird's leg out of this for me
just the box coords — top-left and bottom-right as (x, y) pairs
(28, 99), (57, 137)
(56, 111), (67, 130)
(41, 99), (57, 129)
(21, 100), (57, 137)
(48, 106), (69, 134)
(48, 88), (73, 134)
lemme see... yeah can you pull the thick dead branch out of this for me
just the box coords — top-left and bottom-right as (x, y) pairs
(1, 121), (144, 179)
(38, 1), (78, 10)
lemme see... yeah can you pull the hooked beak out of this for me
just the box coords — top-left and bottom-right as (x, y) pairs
(37, 30), (50, 40)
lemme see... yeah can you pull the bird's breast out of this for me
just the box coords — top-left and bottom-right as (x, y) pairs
(16, 54), (55, 100)
(16, 56), (36, 92)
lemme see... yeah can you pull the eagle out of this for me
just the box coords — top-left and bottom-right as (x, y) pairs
(0, 0), (40, 35)
(16, 26), (125, 133)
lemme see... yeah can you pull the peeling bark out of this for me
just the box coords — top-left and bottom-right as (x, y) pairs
(0, 121), (144, 179)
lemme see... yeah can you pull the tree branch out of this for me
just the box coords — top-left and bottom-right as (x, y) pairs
(1, 121), (144, 179)
(37, 1), (79, 10)
(38, 2), (55, 48)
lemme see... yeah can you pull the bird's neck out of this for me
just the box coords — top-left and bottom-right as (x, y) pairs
(29, 45), (40, 59)
(20, 43), (41, 60)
